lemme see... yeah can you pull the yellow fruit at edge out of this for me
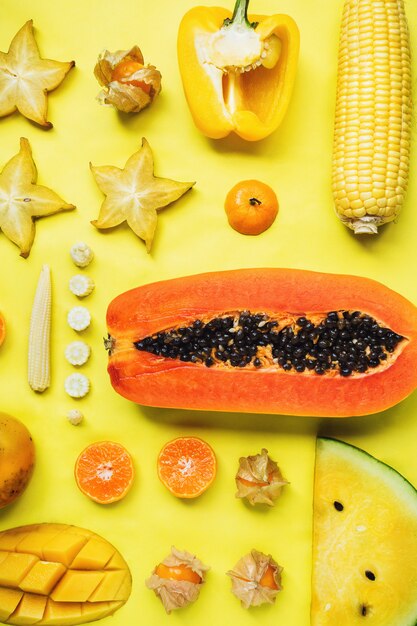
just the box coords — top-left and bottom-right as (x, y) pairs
(0, 312), (6, 347)
(0, 413), (35, 509)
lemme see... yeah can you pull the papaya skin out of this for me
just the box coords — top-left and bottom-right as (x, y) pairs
(106, 269), (417, 417)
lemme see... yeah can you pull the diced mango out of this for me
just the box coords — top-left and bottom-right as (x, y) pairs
(37, 524), (70, 534)
(70, 538), (115, 570)
(104, 551), (126, 570)
(17, 529), (67, 560)
(50, 571), (104, 603)
(0, 588), (23, 621)
(0, 524), (131, 625)
(0, 552), (39, 587)
(0, 531), (27, 552)
(40, 600), (122, 626)
(13, 525), (44, 534)
(20, 561), (66, 595)
(80, 601), (122, 620)
(38, 600), (82, 626)
(66, 527), (93, 539)
(113, 572), (132, 601)
(8, 593), (47, 625)
(42, 534), (88, 567)
(88, 571), (129, 602)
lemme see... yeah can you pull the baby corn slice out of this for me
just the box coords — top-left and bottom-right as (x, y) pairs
(332, 0), (412, 234)
(28, 265), (51, 392)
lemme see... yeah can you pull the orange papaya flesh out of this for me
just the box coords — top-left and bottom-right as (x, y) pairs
(106, 269), (417, 417)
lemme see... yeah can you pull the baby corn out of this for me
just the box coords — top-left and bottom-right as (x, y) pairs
(28, 264), (51, 392)
(332, 0), (412, 234)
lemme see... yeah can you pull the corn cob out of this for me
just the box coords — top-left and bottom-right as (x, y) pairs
(28, 265), (51, 392)
(332, 0), (412, 234)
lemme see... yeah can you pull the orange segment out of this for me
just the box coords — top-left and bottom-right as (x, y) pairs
(224, 179), (279, 235)
(155, 563), (202, 584)
(0, 312), (5, 347)
(74, 441), (134, 504)
(157, 437), (216, 499)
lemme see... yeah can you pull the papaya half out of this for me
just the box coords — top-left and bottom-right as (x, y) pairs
(105, 268), (417, 417)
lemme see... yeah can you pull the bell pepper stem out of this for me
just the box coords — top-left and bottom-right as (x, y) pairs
(224, 0), (258, 29)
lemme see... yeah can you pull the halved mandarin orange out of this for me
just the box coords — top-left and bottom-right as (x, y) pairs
(74, 441), (134, 504)
(0, 313), (6, 347)
(157, 437), (216, 499)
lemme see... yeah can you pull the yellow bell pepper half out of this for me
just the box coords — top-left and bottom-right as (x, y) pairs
(177, 0), (300, 142)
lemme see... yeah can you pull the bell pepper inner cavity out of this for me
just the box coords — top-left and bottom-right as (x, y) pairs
(206, 0), (281, 73)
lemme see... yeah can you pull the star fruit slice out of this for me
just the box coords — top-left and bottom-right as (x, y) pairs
(0, 137), (75, 257)
(0, 20), (75, 128)
(91, 138), (195, 252)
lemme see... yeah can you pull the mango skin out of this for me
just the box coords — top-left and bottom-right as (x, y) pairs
(0, 413), (35, 509)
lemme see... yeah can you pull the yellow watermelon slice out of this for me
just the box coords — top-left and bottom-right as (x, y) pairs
(312, 438), (417, 625)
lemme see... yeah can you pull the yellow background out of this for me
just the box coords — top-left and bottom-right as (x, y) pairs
(0, 0), (416, 624)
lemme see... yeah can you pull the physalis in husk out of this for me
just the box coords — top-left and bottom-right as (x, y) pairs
(94, 46), (161, 113)
(90, 138), (195, 252)
(235, 448), (288, 506)
(0, 138), (75, 257)
(146, 546), (209, 613)
(227, 549), (283, 608)
(0, 20), (74, 128)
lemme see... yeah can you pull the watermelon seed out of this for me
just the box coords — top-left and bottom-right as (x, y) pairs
(365, 570), (376, 581)
(360, 604), (368, 616)
(333, 500), (344, 511)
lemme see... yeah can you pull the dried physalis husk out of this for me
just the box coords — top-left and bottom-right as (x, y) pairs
(94, 45), (161, 113)
(227, 549), (283, 609)
(145, 546), (209, 613)
(235, 448), (288, 506)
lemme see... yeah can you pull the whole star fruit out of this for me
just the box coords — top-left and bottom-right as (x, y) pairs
(0, 20), (74, 128)
(0, 137), (75, 257)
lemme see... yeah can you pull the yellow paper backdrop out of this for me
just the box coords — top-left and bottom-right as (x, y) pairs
(0, 0), (416, 624)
